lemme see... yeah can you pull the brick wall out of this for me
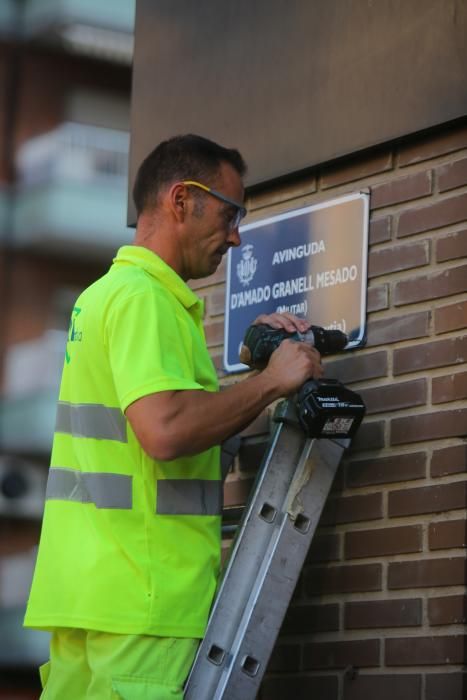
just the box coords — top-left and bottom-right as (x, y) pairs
(192, 119), (467, 699)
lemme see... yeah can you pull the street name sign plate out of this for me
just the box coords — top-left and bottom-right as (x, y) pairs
(224, 192), (369, 373)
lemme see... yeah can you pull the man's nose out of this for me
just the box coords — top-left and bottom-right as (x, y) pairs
(227, 226), (241, 247)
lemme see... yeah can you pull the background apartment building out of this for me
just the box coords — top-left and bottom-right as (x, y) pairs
(0, 1), (134, 696)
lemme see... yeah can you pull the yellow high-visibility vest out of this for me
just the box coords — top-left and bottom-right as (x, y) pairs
(24, 246), (221, 638)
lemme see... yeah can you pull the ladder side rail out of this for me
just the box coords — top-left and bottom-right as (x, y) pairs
(218, 438), (347, 700)
(186, 436), (346, 700)
(206, 419), (307, 631)
(185, 416), (309, 698)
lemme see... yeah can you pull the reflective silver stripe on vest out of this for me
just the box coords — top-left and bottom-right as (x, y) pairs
(56, 402), (127, 442)
(46, 468), (132, 509)
(156, 479), (223, 516)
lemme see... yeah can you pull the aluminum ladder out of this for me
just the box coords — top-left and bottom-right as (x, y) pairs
(184, 399), (351, 700)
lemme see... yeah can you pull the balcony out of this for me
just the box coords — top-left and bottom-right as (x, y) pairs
(0, 549), (50, 668)
(0, 607), (49, 667)
(0, 330), (66, 456)
(0, 537), (49, 671)
(0, 186), (11, 235)
(13, 122), (133, 260)
(0, 390), (59, 456)
(21, 0), (135, 64)
(0, 0), (17, 37)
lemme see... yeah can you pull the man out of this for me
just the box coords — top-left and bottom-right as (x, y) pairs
(24, 134), (322, 699)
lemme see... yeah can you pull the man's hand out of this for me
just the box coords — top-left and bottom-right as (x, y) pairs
(261, 338), (323, 397)
(252, 312), (309, 334)
(249, 313), (323, 394)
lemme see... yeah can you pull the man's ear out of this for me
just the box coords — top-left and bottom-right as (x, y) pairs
(169, 182), (187, 222)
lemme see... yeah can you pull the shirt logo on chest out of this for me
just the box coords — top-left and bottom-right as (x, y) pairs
(65, 306), (83, 363)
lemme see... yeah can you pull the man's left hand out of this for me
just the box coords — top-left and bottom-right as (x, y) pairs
(252, 312), (309, 334)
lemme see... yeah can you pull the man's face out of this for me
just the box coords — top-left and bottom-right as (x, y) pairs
(183, 162), (245, 280)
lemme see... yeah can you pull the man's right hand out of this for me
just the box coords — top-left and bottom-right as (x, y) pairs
(261, 338), (323, 397)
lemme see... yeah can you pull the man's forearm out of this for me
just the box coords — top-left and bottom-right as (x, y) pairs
(153, 371), (279, 459)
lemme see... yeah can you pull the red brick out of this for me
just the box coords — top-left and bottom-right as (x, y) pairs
(389, 482), (467, 517)
(330, 462), (345, 494)
(250, 175), (317, 212)
(320, 492), (383, 526)
(238, 439), (268, 472)
(210, 350), (224, 374)
(394, 264), (467, 306)
(0, 519), (41, 555)
(324, 351), (388, 385)
(239, 411), (270, 438)
(371, 170), (432, 209)
(385, 635), (465, 666)
(207, 289), (226, 317)
(349, 420), (385, 452)
(437, 157), (467, 192)
(398, 125), (467, 167)
(431, 444), (467, 478)
(367, 284), (389, 312)
(426, 671), (467, 700)
(344, 598), (422, 629)
(321, 151), (392, 189)
(305, 563), (382, 595)
(260, 674), (338, 700)
(223, 477), (254, 507)
(347, 451), (426, 488)
(432, 370), (467, 404)
(291, 576), (304, 603)
(343, 674), (421, 700)
(204, 320), (225, 347)
(429, 520), (467, 550)
(388, 558), (465, 589)
(428, 595), (467, 626)
(397, 192), (467, 238)
(366, 312), (430, 347)
(393, 336), (467, 375)
(434, 299), (467, 335)
(267, 643), (301, 672)
(359, 379), (426, 415)
(369, 215), (391, 244)
(390, 409), (467, 445)
(345, 525), (422, 559)
(435, 228), (467, 262)
(303, 639), (380, 669)
(368, 240), (429, 278)
(281, 603), (339, 635)
(307, 533), (341, 563)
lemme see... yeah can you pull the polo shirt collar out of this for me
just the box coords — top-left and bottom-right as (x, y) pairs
(113, 245), (204, 314)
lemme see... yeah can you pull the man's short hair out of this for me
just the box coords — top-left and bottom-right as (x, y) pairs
(132, 134), (247, 216)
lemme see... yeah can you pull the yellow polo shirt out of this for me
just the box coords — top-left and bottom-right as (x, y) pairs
(24, 245), (222, 637)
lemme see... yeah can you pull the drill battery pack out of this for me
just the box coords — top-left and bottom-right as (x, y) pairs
(296, 378), (366, 439)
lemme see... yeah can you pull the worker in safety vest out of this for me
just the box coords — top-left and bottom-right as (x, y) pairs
(24, 134), (323, 699)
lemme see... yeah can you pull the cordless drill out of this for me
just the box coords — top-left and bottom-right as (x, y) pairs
(239, 323), (365, 439)
(239, 323), (347, 369)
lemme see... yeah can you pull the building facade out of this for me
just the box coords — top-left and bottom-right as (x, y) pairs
(0, 1), (134, 696)
(0, 1), (465, 699)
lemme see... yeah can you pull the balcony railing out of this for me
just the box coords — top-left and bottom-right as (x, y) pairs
(0, 330), (66, 455)
(13, 122), (133, 259)
(0, 550), (50, 665)
(21, 0), (135, 64)
(0, 0), (17, 37)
